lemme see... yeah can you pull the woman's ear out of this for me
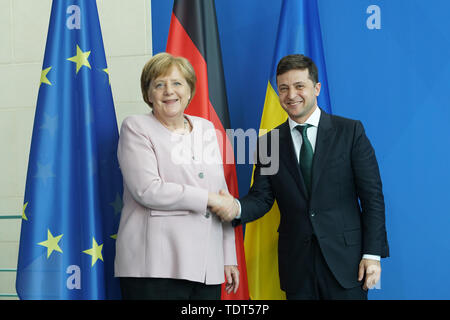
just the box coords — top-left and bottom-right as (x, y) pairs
(147, 89), (153, 104)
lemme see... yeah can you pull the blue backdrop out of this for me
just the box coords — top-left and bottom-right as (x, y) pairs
(151, 0), (450, 300)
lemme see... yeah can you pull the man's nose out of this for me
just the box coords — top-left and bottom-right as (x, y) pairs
(288, 87), (297, 99)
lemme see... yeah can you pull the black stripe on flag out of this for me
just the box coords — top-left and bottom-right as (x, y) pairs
(173, 0), (231, 130)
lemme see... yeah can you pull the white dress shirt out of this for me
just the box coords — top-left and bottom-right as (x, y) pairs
(289, 105), (321, 161)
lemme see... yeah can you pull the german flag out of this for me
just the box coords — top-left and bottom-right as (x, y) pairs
(166, 0), (249, 300)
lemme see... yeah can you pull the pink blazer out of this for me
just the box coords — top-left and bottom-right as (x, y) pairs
(114, 112), (237, 284)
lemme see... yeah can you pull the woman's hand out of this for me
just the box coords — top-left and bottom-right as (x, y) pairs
(207, 192), (221, 208)
(208, 190), (239, 222)
(224, 265), (239, 294)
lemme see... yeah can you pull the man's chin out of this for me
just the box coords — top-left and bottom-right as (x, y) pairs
(289, 112), (306, 120)
(286, 105), (316, 122)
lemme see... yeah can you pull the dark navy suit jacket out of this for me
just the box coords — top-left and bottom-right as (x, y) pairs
(236, 110), (389, 291)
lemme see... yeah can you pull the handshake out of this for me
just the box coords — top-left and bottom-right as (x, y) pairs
(207, 190), (240, 222)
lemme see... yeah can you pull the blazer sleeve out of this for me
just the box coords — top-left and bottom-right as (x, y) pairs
(236, 135), (276, 226)
(208, 125), (238, 266)
(117, 117), (208, 213)
(352, 121), (389, 258)
(222, 221), (237, 265)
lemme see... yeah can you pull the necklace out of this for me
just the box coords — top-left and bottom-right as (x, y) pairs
(183, 117), (193, 135)
(152, 111), (190, 134)
(179, 118), (196, 162)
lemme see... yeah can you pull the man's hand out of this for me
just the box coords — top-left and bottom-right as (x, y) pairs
(358, 258), (381, 290)
(208, 190), (239, 222)
(224, 265), (240, 294)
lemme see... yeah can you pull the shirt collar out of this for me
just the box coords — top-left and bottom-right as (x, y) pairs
(288, 106), (321, 131)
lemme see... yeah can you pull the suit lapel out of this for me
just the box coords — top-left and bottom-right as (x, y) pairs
(311, 110), (336, 195)
(278, 121), (309, 198)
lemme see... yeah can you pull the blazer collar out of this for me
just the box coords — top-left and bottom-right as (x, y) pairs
(311, 109), (336, 195)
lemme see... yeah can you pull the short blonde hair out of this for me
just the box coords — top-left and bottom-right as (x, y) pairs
(140, 52), (197, 108)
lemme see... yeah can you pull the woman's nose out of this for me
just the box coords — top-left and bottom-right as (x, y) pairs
(164, 84), (174, 95)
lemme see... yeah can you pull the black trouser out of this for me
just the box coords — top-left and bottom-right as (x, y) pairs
(120, 277), (222, 300)
(286, 236), (368, 300)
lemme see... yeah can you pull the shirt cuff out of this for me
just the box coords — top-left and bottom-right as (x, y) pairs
(235, 199), (242, 219)
(363, 254), (381, 261)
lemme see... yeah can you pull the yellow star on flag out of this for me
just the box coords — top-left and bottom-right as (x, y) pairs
(40, 67), (52, 86)
(67, 45), (91, 73)
(83, 237), (104, 267)
(103, 68), (111, 85)
(37, 229), (63, 258)
(22, 202), (28, 221)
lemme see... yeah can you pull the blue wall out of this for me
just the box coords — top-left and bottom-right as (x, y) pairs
(151, 0), (450, 299)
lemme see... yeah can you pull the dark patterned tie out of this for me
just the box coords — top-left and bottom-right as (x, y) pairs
(297, 124), (313, 194)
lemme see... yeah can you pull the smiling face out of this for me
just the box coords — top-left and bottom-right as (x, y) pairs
(277, 68), (321, 123)
(147, 66), (192, 121)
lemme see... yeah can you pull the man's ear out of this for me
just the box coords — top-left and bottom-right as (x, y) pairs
(314, 82), (322, 97)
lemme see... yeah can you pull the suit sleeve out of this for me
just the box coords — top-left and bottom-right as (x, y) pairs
(236, 135), (276, 226)
(117, 117), (208, 213)
(352, 121), (389, 257)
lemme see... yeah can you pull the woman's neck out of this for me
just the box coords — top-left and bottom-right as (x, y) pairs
(153, 111), (191, 134)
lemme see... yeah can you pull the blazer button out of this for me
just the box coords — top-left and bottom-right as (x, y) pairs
(310, 210), (316, 217)
(204, 211), (210, 218)
(198, 172), (204, 179)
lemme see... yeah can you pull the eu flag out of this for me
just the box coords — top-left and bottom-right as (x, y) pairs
(16, 0), (122, 299)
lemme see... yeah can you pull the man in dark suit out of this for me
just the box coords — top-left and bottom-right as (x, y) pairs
(211, 54), (389, 300)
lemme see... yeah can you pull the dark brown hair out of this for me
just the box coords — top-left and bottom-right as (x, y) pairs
(276, 54), (319, 84)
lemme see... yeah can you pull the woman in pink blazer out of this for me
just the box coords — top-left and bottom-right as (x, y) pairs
(114, 53), (239, 300)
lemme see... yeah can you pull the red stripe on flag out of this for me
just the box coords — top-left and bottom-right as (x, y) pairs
(167, 13), (210, 119)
